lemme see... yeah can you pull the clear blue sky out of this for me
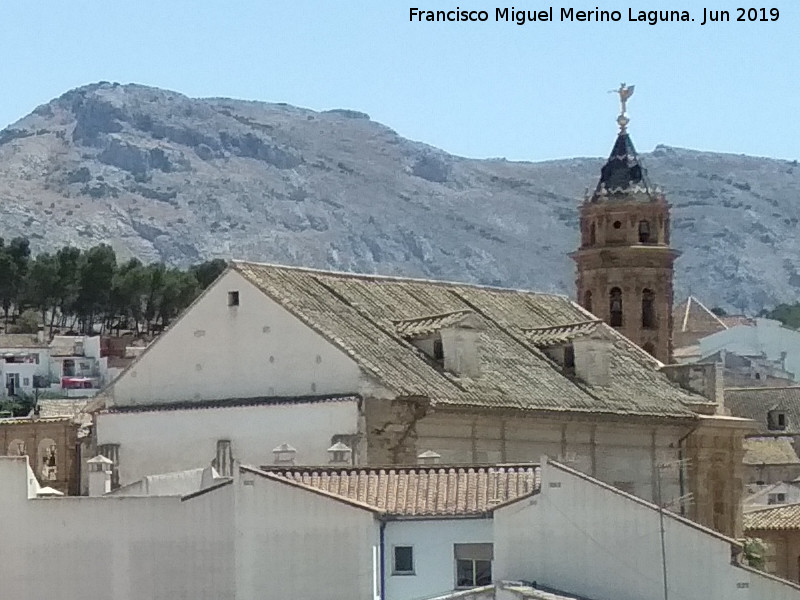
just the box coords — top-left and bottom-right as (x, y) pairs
(1, 1), (797, 161)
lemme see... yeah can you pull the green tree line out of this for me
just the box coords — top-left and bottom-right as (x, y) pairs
(0, 236), (227, 336)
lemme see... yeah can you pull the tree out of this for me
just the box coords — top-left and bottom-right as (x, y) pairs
(55, 246), (82, 328)
(190, 258), (227, 289)
(110, 258), (149, 333)
(25, 252), (60, 327)
(764, 303), (800, 330)
(710, 306), (728, 317)
(75, 244), (117, 333)
(0, 250), (17, 327)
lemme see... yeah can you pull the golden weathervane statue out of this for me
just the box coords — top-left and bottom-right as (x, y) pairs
(614, 82), (635, 132)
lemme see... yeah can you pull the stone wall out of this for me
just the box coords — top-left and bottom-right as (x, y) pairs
(0, 418), (79, 494)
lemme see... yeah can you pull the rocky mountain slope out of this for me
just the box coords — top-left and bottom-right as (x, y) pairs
(0, 82), (797, 312)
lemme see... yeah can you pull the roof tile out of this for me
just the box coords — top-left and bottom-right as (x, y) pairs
(262, 464), (539, 516)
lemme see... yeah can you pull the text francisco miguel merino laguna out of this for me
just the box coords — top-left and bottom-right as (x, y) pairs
(409, 7), (781, 26)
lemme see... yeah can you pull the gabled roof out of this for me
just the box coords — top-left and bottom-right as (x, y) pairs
(393, 310), (479, 338)
(232, 261), (701, 419)
(745, 502), (800, 530)
(522, 320), (600, 347)
(260, 464), (539, 517)
(673, 296), (728, 335)
(743, 436), (800, 466)
(726, 387), (800, 434)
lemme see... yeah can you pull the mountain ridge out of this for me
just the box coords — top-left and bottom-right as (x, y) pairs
(0, 81), (797, 313)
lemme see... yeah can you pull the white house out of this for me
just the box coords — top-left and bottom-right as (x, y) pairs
(88, 261), (753, 539)
(0, 332), (49, 398)
(2, 454), (797, 600)
(699, 318), (800, 383)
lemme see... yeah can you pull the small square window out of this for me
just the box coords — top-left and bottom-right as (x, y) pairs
(228, 291), (240, 307)
(393, 546), (414, 575)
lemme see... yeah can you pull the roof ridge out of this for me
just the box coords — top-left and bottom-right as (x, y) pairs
(232, 260), (570, 298)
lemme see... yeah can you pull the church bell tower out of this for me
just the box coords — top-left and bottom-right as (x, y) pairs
(571, 85), (678, 363)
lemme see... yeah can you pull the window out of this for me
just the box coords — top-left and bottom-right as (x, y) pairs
(454, 543), (493, 588)
(768, 410), (788, 431)
(641, 289), (656, 329)
(584, 290), (593, 314)
(768, 493), (787, 505)
(228, 291), (240, 307)
(5, 373), (19, 396)
(642, 342), (656, 357)
(433, 338), (444, 362)
(609, 287), (623, 327)
(638, 220), (651, 243)
(613, 220), (622, 229)
(589, 222), (596, 246)
(393, 546), (414, 575)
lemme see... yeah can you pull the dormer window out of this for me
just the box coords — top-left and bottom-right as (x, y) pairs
(433, 338), (444, 362)
(393, 310), (484, 378)
(768, 410), (787, 431)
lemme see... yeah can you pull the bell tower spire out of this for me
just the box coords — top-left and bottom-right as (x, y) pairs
(570, 86), (678, 363)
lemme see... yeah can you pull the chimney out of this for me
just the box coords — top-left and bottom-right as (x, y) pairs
(272, 443), (297, 466)
(214, 439), (233, 477)
(327, 442), (352, 465)
(87, 455), (113, 496)
(572, 337), (611, 386)
(417, 450), (441, 465)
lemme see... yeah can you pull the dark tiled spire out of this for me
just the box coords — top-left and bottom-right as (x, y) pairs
(591, 132), (655, 202)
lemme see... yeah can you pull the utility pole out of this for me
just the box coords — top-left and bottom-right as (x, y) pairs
(656, 464), (669, 600)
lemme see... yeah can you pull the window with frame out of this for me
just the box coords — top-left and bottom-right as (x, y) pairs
(768, 493), (787, 505)
(454, 543), (492, 588)
(393, 546), (414, 575)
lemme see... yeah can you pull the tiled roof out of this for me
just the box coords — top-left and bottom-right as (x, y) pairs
(745, 502), (800, 530)
(260, 464), (539, 516)
(743, 436), (800, 466)
(726, 387), (800, 434)
(673, 296), (727, 335)
(37, 399), (89, 420)
(522, 320), (600, 346)
(393, 310), (476, 338)
(591, 133), (655, 201)
(0, 416), (72, 426)
(101, 394), (359, 414)
(0, 333), (47, 349)
(233, 262), (702, 419)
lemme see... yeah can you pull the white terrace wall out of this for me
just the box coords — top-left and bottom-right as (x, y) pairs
(383, 517), (494, 600)
(111, 269), (363, 406)
(96, 398), (360, 486)
(493, 460), (800, 600)
(235, 469), (380, 600)
(0, 457), (235, 600)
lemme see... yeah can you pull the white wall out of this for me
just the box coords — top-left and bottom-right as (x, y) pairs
(96, 398), (360, 486)
(236, 468), (380, 600)
(493, 459), (800, 600)
(384, 518), (493, 600)
(111, 270), (364, 406)
(0, 456), (235, 600)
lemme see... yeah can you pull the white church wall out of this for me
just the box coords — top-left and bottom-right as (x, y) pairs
(111, 269), (363, 407)
(96, 397), (360, 486)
